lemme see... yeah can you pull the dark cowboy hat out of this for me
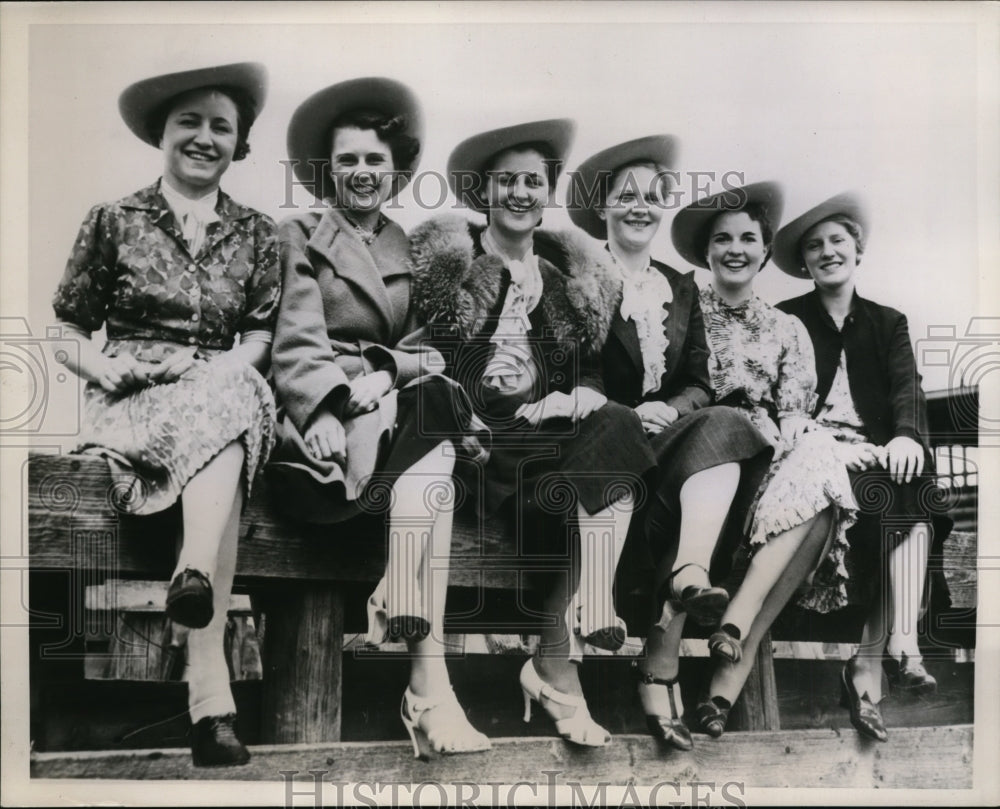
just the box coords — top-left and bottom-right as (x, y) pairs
(447, 119), (576, 212)
(670, 181), (785, 269)
(286, 76), (423, 201)
(772, 192), (871, 278)
(118, 62), (268, 147)
(566, 135), (678, 239)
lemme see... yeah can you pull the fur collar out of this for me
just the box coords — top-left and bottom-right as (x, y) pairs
(409, 215), (622, 353)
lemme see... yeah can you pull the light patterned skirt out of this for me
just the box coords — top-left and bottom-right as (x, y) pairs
(748, 429), (858, 613)
(75, 349), (276, 516)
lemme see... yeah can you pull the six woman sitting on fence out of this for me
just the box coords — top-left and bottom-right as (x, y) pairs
(53, 63), (952, 766)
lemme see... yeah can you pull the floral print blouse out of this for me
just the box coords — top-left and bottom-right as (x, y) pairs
(53, 181), (280, 360)
(699, 284), (817, 450)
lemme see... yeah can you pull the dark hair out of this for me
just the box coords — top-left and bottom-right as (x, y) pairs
(695, 201), (775, 266)
(328, 109), (421, 171)
(146, 84), (256, 161)
(478, 141), (561, 221)
(800, 214), (866, 259)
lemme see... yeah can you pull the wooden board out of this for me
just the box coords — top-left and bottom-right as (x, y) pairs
(29, 725), (974, 788)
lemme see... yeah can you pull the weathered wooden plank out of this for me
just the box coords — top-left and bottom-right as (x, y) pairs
(29, 725), (974, 787)
(732, 631), (780, 731)
(85, 581), (252, 613)
(258, 585), (345, 744)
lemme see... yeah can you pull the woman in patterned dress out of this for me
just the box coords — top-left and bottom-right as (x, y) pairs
(267, 78), (490, 758)
(670, 182), (857, 737)
(409, 120), (657, 748)
(774, 193), (952, 742)
(565, 137), (774, 750)
(52, 63), (279, 766)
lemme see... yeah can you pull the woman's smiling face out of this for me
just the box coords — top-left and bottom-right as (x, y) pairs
(160, 88), (239, 196)
(801, 219), (860, 290)
(484, 147), (552, 237)
(329, 125), (396, 217)
(706, 210), (768, 291)
(600, 163), (666, 252)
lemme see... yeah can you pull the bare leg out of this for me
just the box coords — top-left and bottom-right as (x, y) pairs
(186, 481), (242, 722)
(669, 463), (740, 593)
(534, 497), (633, 713)
(391, 441), (489, 753)
(709, 508), (833, 705)
(175, 441), (245, 580)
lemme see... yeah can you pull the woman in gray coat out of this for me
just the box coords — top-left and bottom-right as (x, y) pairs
(267, 77), (489, 758)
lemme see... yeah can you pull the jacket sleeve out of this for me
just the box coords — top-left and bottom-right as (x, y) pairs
(663, 284), (713, 415)
(361, 296), (447, 386)
(237, 213), (281, 339)
(886, 311), (928, 442)
(271, 217), (350, 432)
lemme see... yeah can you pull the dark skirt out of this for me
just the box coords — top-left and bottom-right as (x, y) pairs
(467, 400), (656, 529)
(844, 468), (954, 607)
(631, 406), (774, 583)
(266, 375), (472, 524)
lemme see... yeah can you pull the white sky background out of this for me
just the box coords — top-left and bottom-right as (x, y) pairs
(24, 13), (991, 396)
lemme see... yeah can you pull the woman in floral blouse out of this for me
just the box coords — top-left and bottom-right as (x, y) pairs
(566, 137), (774, 751)
(670, 182), (857, 738)
(52, 63), (279, 767)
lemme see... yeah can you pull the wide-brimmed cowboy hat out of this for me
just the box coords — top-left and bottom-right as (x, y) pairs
(286, 76), (424, 201)
(772, 192), (870, 278)
(670, 181), (785, 269)
(118, 62), (268, 148)
(566, 135), (678, 239)
(447, 119), (576, 212)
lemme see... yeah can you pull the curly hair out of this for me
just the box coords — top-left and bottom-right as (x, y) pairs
(328, 109), (421, 171)
(695, 200), (776, 266)
(146, 84), (257, 161)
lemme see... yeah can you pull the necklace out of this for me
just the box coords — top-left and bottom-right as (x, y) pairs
(343, 212), (386, 246)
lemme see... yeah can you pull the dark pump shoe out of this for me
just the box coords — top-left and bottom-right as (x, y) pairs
(695, 695), (732, 739)
(884, 653), (937, 696)
(191, 714), (250, 767)
(839, 664), (888, 742)
(166, 568), (214, 629)
(633, 664), (694, 751)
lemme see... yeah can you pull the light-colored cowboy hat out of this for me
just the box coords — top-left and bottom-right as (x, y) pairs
(286, 76), (424, 201)
(772, 192), (871, 278)
(118, 62), (268, 147)
(566, 135), (678, 239)
(670, 181), (785, 269)
(447, 119), (576, 212)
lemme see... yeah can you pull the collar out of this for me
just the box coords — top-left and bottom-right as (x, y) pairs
(159, 176), (220, 214)
(118, 180), (256, 224)
(808, 287), (866, 330)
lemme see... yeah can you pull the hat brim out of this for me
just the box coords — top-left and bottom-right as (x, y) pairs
(286, 77), (424, 202)
(566, 135), (678, 239)
(670, 181), (785, 269)
(118, 62), (268, 148)
(772, 192), (870, 278)
(447, 119), (576, 212)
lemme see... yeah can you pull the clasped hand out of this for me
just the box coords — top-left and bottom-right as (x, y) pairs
(303, 371), (394, 464)
(97, 348), (200, 394)
(634, 401), (679, 434)
(515, 387), (607, 425)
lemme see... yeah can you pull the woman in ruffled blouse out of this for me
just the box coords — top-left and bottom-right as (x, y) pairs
(410, 119), (656, 748)
(566, 137), (774, 751)
(670, 182), (857, 738)
(51, 63), (278, 767)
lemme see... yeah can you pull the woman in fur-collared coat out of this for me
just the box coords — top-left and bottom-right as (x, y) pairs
(409, 119), (656, 749)
(267, 78), (490, 759)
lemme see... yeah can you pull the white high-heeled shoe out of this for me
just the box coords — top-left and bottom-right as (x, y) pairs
(400, 687), (491, 759)
(519, 659), (610, 747)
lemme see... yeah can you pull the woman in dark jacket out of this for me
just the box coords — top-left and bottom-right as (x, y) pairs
(52, 62), (278, 767)
(566, 137), (773, 750)
(774, 193), (952, 742)
(268, 77), (489, 758)
(410, 120), (656, 747)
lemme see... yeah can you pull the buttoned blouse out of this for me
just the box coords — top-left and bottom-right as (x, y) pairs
(53, 180), (280, 357)
(699, 284), (817, 446)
